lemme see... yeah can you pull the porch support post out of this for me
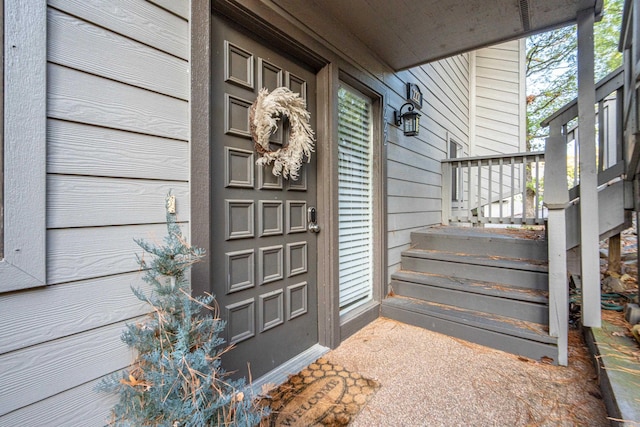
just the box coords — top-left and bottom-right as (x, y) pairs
(544, 119), (569, 366)
(190, 0), (212, 297)
(577, 8), (601, 327)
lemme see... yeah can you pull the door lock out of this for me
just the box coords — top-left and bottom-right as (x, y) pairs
(307, 207), (320, 233)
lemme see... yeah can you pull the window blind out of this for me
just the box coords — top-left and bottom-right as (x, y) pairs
(338, 85), (373, 313)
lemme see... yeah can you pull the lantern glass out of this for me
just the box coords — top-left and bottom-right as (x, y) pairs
(402, 111), (420, 136)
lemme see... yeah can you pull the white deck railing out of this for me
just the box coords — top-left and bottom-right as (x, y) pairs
(441, 68), (624, 229)
(441, 152), (546, 225)
(541, 67), (624, 203)
(539, 66), (624, 366)
(439, 67), (625, 366)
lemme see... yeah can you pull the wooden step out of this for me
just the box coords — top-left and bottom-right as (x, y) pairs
(410, 226), (548, 260)
(381, 295), (558, 363)
(390, 270), (548, 324)
(401, 249), (548, 290)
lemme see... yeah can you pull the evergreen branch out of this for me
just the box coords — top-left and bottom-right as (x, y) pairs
(96, 192), (266, 426)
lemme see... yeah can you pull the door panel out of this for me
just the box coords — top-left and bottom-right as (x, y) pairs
(211, 15), (318, 379)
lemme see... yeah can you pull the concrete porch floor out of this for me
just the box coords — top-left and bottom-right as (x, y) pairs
(325, 317), (610, 426)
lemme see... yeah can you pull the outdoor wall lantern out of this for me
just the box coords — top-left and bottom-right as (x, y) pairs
(394, 83), (423, 137)
(394, 102), (421, 136)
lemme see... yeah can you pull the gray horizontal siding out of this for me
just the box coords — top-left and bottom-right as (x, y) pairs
(476, 105), (521, 125)
(387, 159), (441, 186)
(147, 0), (189, 20)
(48, 7), (188, 100)
(47, 223), (188, 285)
(48, 0), (188, 59)
(0, 273), (150, 355)
(388, 196), (441, 214)
(476, 76), (519, 93)
(0, 321), (134, 417)
(476, 116), (519, 139)
(474, 40), (524, 156)
(0, 379), (118, 427)
(47, 175), (190, 228)
(386, 53), (470, 275)
(0, 0), (190, 424)
(387, 143), (441, 173)
(385, 41), (525, 276)
(48, 63), (189, 140)
(48, 119), (189, 181)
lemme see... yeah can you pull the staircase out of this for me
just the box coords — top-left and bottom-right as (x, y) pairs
(387, 69), (633, 365)
(381, 226), (559, 363)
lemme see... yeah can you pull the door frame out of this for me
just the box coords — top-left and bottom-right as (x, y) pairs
(191, 0), (387, 354)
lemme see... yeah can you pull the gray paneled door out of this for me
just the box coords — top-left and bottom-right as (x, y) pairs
(210, 15), (318, 379)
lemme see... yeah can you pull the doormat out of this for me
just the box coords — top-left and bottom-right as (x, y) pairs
(262, 357), (380, 426)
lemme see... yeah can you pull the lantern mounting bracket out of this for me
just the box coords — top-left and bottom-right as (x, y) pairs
(394, 102), (415, 126)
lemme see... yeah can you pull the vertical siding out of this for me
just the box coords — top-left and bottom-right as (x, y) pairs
(473, 40), (526, 156)
(386, 55), (471, 278)
(0, 1), (190, 425)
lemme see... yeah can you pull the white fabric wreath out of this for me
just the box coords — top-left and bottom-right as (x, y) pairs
(249, 87), (315, 180)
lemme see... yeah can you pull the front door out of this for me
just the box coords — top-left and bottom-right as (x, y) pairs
(210, 15), (318, 379)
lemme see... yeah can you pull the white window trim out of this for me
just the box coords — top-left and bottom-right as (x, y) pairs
(1, 0), (47, 292)
(447, 133), (463, 203)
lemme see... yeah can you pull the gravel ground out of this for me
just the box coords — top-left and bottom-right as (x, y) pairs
(326, 318), (608, 427)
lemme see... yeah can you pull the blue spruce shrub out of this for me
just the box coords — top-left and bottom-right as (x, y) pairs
(97, 195), (265, 426)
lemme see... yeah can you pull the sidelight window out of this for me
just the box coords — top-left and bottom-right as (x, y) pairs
(337, 84), (373, 314)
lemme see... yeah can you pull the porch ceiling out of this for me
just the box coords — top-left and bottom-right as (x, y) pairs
(272, 0), (602, 70)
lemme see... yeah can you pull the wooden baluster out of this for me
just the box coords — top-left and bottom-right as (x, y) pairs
(510, 157), (515, 221)
(499, 158), (504, 222)
(467, 160), (473, 222)
(535, 154), (540, 221)
(522, 155), (528, 224)
(477, 160), (482, 223)
(488, 159), (493, 221)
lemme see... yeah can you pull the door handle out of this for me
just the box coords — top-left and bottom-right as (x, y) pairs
(308, 207), (320, 233)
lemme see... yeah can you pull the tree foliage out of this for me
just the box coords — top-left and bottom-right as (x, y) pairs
(526, 26), (577, 149)
(97, 194), (265, 426)
(595, 0), (624, 80)
(526, 0), (623, 149)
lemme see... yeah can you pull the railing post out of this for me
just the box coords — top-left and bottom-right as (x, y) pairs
(442, 161), (452, 224)
(577, 7), (601, 328)
(544, 118), (569, 366)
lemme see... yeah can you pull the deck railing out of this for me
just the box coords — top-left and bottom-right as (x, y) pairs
(541, 66), (624, 366)
(541, 67), (624, 203)
(441, 67), (624, 229)
(440, 68), (625, 366)
(441, 152), (546, 225)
